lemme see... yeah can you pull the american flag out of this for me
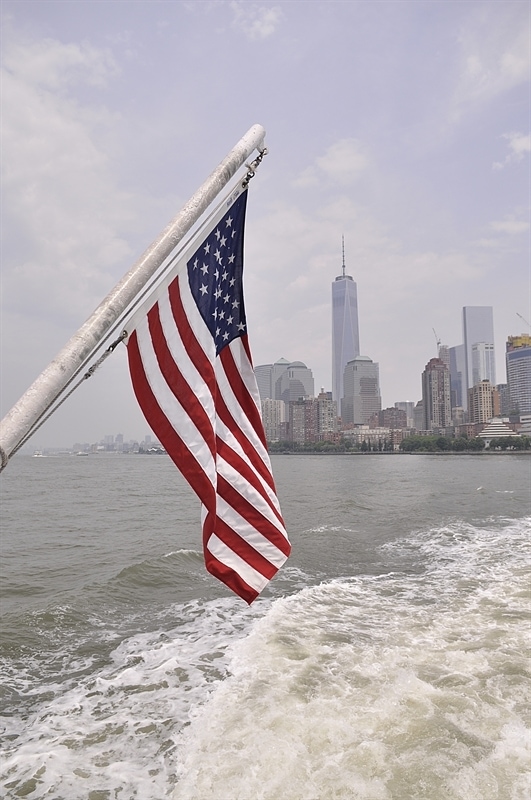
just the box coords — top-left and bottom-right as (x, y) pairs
(125, 186), (290, 603)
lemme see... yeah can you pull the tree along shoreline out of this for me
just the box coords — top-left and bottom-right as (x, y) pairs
(269, 449), (531, 455)
(268, 434), (530, 455)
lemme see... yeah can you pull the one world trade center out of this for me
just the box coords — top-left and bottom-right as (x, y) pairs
(332, 240), (360, 404)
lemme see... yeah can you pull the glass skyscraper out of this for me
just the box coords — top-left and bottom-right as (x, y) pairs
(462, 306), (496, 408)
(506, 335), (531, 415)
(332, 243), (360, 403)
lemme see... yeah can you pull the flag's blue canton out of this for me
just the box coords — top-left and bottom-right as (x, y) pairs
(187, 191), (248, 356)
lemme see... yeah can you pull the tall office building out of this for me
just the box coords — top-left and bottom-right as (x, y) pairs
(438, 344), (450, 371)
(341, 356), (381, 425)
(496, 384), (512, 417)
(506, 334), (531, 415)
(254, 358), (291, 401)
(260, 399), (286, 442)
(462, 307), (496, 407)
(277, 361), (314, 403)
(421, 358), (451, 431)
(449, 344), (465, 409)
(332, 240), (360, 404)
(472, 342), (496, 387)
(317, 390), (338, 437)
(468, 380), (499, 424)
(394, 401), (415, 428)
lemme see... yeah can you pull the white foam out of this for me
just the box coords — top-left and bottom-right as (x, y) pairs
(3, 518), (530, 800)
(172, 519), (531, 800)
(1, 597), (264, 799)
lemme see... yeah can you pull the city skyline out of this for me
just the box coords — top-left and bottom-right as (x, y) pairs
(2, 2), (529, 447)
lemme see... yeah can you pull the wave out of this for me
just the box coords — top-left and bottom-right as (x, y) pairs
(171, 516), (531, 800)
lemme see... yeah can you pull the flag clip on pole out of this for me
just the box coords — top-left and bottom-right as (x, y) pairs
(0, 124), (266, 471)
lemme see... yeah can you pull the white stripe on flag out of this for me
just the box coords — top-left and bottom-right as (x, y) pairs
(157, 286), (215, 416)
(206, 533), (270, 595)
(217, 457), (286, 537)
(135, 315), (216, 484)
(215, 496), (288, 568)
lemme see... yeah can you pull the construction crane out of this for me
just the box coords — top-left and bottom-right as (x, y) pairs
(516, 312), (530, 331)
(432, 328), (441, 353)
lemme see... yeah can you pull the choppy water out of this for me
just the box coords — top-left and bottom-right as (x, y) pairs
(0, 452), (530, 799)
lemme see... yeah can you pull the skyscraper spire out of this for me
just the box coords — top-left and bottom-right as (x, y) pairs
(332, 236), (360, 403)
(342, 235), (346, 278)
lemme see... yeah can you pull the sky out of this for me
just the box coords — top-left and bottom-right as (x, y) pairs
(1, 0), (530, 448)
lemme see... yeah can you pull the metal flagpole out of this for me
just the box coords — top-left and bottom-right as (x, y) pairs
(0, 124), (267, 471)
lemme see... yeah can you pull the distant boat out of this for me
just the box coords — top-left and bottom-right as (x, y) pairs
(75, 452), (89, 456)
(33, 450), (45, 457)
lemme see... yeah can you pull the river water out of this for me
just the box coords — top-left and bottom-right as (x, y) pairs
(1, 452), (530, 799)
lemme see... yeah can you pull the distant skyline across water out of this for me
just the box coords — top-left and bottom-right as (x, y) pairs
(2, 1), (529, 447)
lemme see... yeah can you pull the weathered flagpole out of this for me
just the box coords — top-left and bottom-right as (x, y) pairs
(0, 124), (266, 471)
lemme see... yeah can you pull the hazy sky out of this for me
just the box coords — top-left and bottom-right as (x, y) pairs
(1, 0), (530, 447)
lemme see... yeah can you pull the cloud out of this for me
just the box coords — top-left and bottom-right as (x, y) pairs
(1, 34), (140, 323)
(294, 139), (370, 187)
(490, 217), (530, 234)
(493, 132), (531, 170)
(3, 35), (118, 90)
(230, 2), (282, 40)
(451, 8), (530, 121)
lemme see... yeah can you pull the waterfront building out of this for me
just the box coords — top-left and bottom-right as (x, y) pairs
(413, 400), (424, 431)
(288, 398), (319, 444)
(332, 241), (360, 404)
(394, 401), (415, 428)
(285, 392), (338, 444)
(260, 398), (286, 442)
(317, 390), (338, 437)
(462, 307), (496, 406)
(452, 407), (466, 427)
(254, 358), (314, 405)
(496, 384), (511, 417)
(421, 358), (451, 431)
(478, 418), (519, 446)
(254, 358), (291, 402)
(378, 407), (407, 429)
(276, 361), (314, 404)
(341, 356), (381, 426)
(506, 334), (531, 416)
(341, 425), (407, 450)
(454, 423), (483, 439)
(467, 380), (500, 424)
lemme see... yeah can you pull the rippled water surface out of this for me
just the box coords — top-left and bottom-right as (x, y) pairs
(1, 453), (530, 799)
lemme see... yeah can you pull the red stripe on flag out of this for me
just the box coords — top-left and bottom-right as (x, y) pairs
(213, 515), (279, 580)
(203, 549), (259, 605)
(216, 436), (286, 528)
(220, 343), (267, 448)
(168, 278), (217, 397)
(215, 390), (277, 494)
(147, 303), (215, 461)
(127, 330), (216, 507)
(217, 474), (291, 557)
